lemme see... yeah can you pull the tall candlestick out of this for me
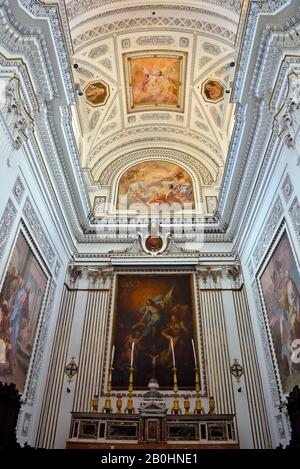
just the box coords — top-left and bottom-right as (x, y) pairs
(110, 345), (115, 367)
(130, 341), (135, 367)
(191, 339), (197, 368)
(170, 338), (176, 368)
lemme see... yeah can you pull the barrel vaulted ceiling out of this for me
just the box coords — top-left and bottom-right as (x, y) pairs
(64, 0), (244, 217)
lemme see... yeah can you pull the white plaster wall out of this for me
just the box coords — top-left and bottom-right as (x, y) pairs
(0, 122), (71, 447)
(239, 140), (300, 448)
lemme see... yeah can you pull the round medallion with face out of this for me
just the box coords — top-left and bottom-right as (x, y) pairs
(202, 79), (224, 103)
(145, 236), (163, 252)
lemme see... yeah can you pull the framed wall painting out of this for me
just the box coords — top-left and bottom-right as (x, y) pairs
(111, 273), (202, 390)
(258, 229), (300, 396)
(0, 229), (49, 394)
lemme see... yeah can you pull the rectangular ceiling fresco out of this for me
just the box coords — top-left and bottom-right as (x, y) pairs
(124, 51), (187, 113)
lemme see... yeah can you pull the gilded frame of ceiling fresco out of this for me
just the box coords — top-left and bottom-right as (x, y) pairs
(123, 50), (187, 114)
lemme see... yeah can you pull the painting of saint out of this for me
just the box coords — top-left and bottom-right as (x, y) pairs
(111, 274), (200, 389)
(0, 232), (48, 392)
(202, 80), (224, 103)
(117, 161), (195, 212)
(260, 232), (300, 394)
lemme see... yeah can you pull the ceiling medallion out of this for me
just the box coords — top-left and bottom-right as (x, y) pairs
(202, 79), (224, 104)
(84, 80), (110, 107)
(138, 233), (167, 255)
(145, 236), (163, 253)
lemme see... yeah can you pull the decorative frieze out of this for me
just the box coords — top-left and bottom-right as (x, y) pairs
(67, 0), (241, 22)
(72, 12), (235, 48)
(0, 197), (17, 261)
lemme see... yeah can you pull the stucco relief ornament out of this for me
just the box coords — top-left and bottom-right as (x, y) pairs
(230, 359), (244, 383)
(276, 73), (300, 150)
(137, 232), (167, 256)
(65, 357), (78, 384)
(68, 265), (83, 285)
(5, 78), (33, 149)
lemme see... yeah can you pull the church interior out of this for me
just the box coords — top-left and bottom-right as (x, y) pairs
(0, 0), (300, 450)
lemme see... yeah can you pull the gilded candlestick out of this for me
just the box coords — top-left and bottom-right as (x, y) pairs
(125, 367), (135, 414)
(102, 366), (113, 413)
(116, 394), (123, 414)
(194, 367), (204, 414)
(184, 395), (190, 415)
(171, 367), (181, 415)
(209, 396), (216, 415)
(91, 394), (99, 413)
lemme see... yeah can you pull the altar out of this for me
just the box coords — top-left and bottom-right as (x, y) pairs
(66, 379), (238, 449)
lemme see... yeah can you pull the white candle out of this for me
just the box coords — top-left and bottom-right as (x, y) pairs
(192, 339), (197, 368)
(110, 345), (115, 367)
(170, 338), (176, 368)
(130, 341), (135, 368)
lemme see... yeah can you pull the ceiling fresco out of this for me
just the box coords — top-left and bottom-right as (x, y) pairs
(84, 80), (110, 107)
(117, 161), (195, 213)
(124, 51), (187, 113)
(64, 0), (243, 217)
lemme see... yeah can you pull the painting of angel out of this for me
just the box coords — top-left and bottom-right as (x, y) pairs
(260, 231), (300, 394)
(124, 52), (186, 112)
(0, 232), (48, 392)
(111, 274), (199, 389)
(130, 56), (180, 107)
(117, 161), (195, 211)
